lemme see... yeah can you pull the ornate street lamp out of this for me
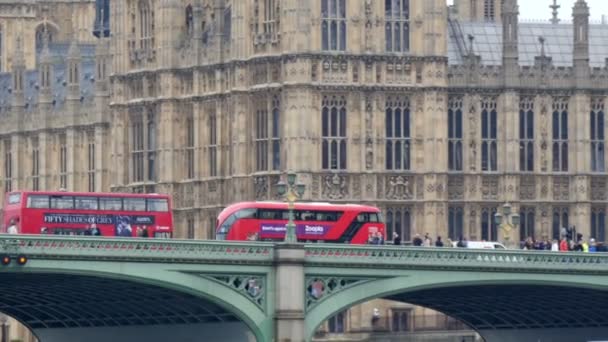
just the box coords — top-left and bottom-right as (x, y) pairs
(494, 202), (520, 248)
(276, 172), (305, 243)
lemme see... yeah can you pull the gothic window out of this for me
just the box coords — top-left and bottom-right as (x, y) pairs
(385, 0), (410, 53)
(0, 27), (3, 72)
(223, 6), (232, 45)
(448, 206), (464, 240)
(87, 132), (95, 192)
(480, 207), (497, 241)
(321, 0), (346, 51)
(263, 0), (278, 37)
(519, 207), (535, 242)
(209, 108), (217, 177)
(385, 207), (411, 242)
(185, 107), (195, 179)
(59, 134), (67, 189)
(484, 0), (495, 20)
(255, 95), (281, 172)
(31, 138), (39, 191)
(136, 0), (155, 57)
(147, 114), (157, 182)
(448, 97), (463, 171)
(385, 96), (411, 170)
(322, 95), (347, 170)
(552, 99), (568, 172)
(552, 207), (569, 240)
(131, 115), (145, 182)
(481, 99), (497, 172)
(591, 99), (605, 172)
(35, 25), (55, 52)
(185, 4), (193, 35)
(187, 217), (195, 239)
(519, 97), (534, 172)
(591, 208), (606, 242)
(391, 309), (410, 332)
(328, 310), (346, 333)
(3, 140), (11, 192)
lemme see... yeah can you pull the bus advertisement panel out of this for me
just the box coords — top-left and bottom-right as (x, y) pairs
(3, 191), (173, 238)
(216, 201), (385, 244)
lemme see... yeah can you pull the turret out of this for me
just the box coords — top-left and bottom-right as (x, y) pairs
(573, 0), (590, 88)
(11, 36), (25, 113)
(501, 0), (519, 88)
(38, 25), (53, 110)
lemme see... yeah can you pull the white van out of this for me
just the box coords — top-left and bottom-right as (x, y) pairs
(451, 241), (506, 249)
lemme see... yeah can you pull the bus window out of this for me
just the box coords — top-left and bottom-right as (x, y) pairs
(235, 208), (256, 219)
(75, 197), (99, 210)
(8, 193), (21, 204)
(154, 232), (171, 238)
(27, 195), (49, 208)
(100, 197), (122, 210)
(147, 199), (169, 212)
(124, 198), (146, 211)
(50, 196), (74, 210)
(368, 213), (380, 222)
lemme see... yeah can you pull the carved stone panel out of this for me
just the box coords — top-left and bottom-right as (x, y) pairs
(254, 176), (268, 200)
(481, 176), (499, 200)
(552, 176), (569, 201)
(447, 175), (464, 200)
(416, 176), (424, 199)
(385, 175), (413, 200)
(322, 174), (349, 200)
(519, 175), (536, 200)
(352, 176), (362, 199)
(591, 177), (607, 201)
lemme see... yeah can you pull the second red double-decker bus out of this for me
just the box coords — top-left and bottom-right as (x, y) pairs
(216, 201), (385, 244)
(2, 190), (173, 238)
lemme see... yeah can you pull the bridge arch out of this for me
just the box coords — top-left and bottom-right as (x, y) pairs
(0, 260), (271, 342)
(306, 271), (608, 341)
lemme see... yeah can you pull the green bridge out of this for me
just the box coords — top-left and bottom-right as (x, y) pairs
(0, 235), (607, 342)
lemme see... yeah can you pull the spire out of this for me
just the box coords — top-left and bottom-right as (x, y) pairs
(572, 0), (590, 89)
(501, 0), (519, 87)
(550, 0), (560, 24)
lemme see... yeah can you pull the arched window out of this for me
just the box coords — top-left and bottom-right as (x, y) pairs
(519, 207), (535, 243)
(591, 98), (605, 172)
(185, 4), (193, 35)
(321, 95), (347, 170)
(138, 0), (154, 52)
(448, 97), (463, 171)
(385, 96), (411, 170)
(481, 98), (498, 172)
(519, 97), (534, 172)
(480, 207), (497, 241)
(552, 98), (569, 172)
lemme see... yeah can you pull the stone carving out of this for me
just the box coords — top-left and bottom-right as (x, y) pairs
(386, 175), (412, 200)
(481, 176), (499, 200)
(416, 176), (424, 199)
(269, 175), (281, 200)
(552, 176), (569, 201)
(469, 207), (477, 239)
(540, 178), (548, 198)
(322, 174), (348, 200)
(591, 177), (607, 201)
(539, 97), (549, 171)
(447, 175), (464, 200)
(519, 175), (536, 200)
(254, 176), (268, 200)
(352, 176), (361, 198)
(468, 103), (477, 171)
(364, 0), (373, 52)
(365, 96), (374, 170)
(208, 180), (217, 192)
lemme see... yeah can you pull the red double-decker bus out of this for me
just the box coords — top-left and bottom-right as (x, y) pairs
(216, 201), (385, 244)
(2, 191), (173, 238)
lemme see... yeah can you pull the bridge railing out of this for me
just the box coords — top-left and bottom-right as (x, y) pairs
(304, 244), (608, 273)
(0, 235), (275, 264)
